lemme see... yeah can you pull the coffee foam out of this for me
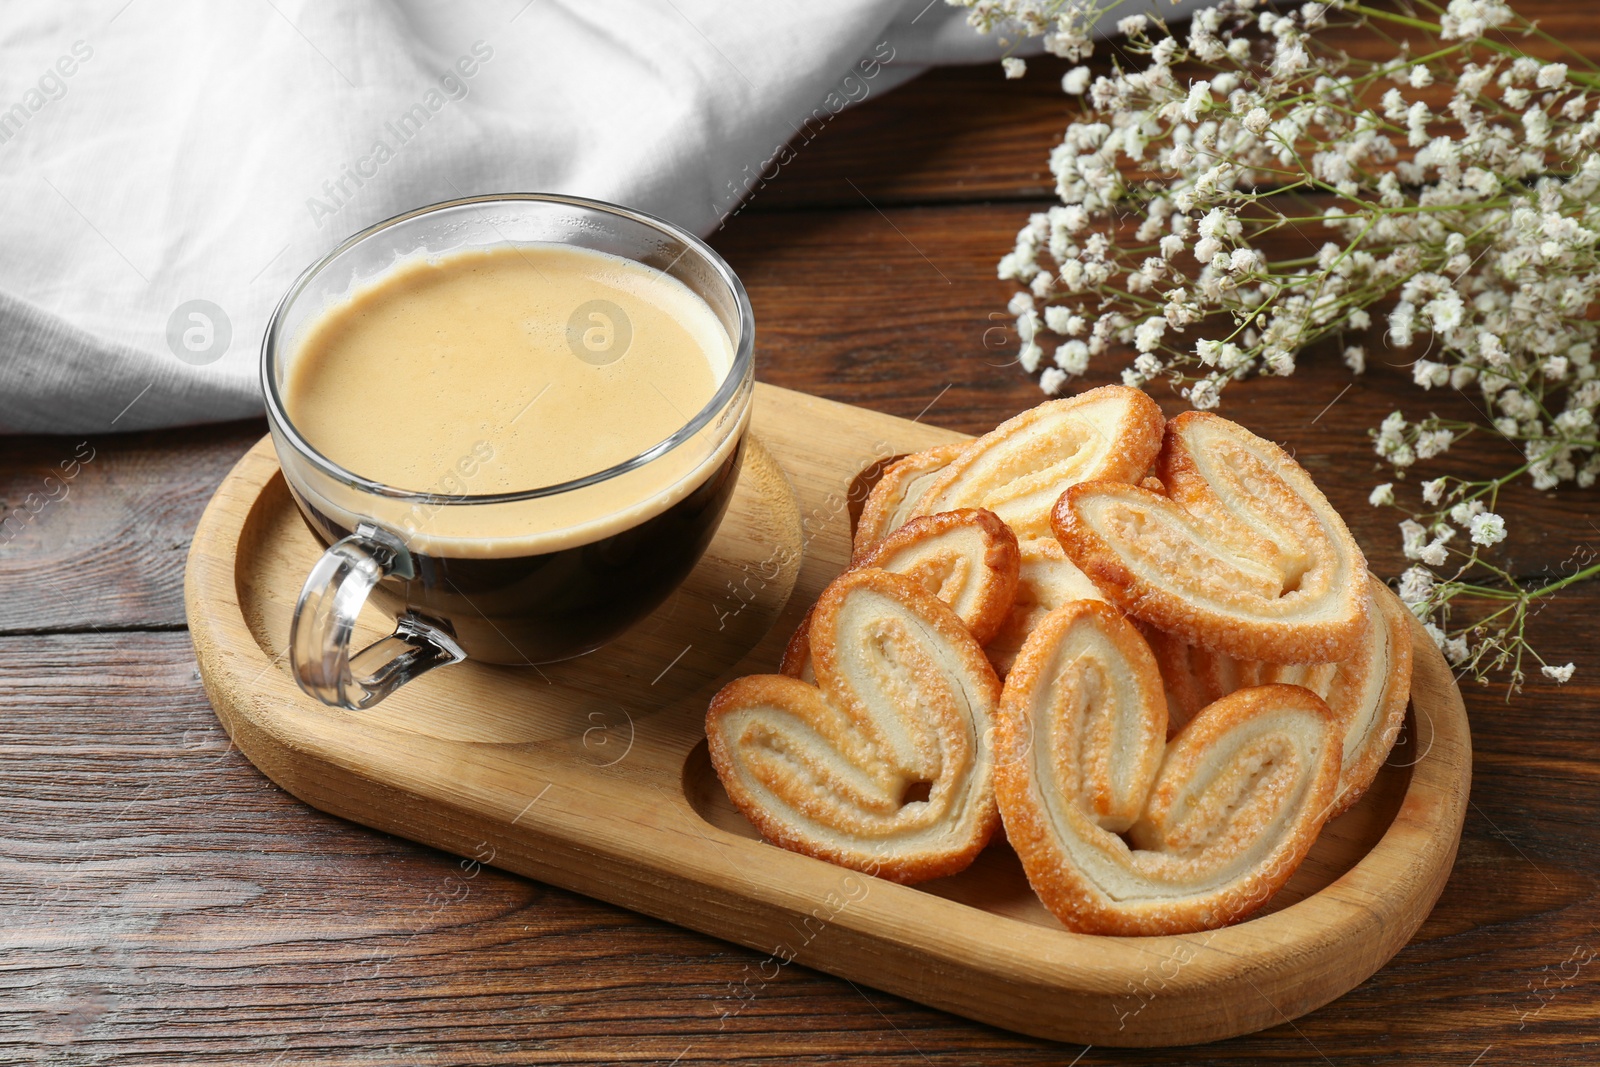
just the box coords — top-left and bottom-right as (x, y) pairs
(279, 243), (745, 558)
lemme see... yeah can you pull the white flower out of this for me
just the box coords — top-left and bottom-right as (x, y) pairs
(1401, 519), (1429, 559)
(1019, 341), (1043, 374)
(1183, 80), (1212, 123)
(1449, 499), (1486, 525)
(1423, 291), (1464, 331)
(1469, 511), (1507, 546)
(1007, 291), (1035, 316)
(1061, 66), (1091, 95)
(1134, 317), (1166, 353)
(1542, 662), (1576, 683)
(1536, 62), (1569, 89)
(1274, 40), (1309, 77)
(1117, 14), (1148, 36)
(1381, 87), (1408, 121)
(1228, 247), (1263, 274)
(1441, 0), (1513, 40)
(1409, 65), (1434, 89)
(1043, 305), (1073, 334)
(1002, 57), (1027, 80)
(1015, 308), (1040, 343)
(1369, 483), (1395, 506)
(1159, 234), (1185, 259)
(1344, 345), (1366, 374)
(1055, 339), (1090, 375)
(1416, 428), (1455, 460)
(1422, 478), (1447, 505)
(1524, 106), (1550, 147)
(1444, 636), (1470, 664)
(1243, 107), (1271, 135)
(1187, 377), (1222, 410)
(1413, 360), (1450, 389)
(1479, 333), (1510, 367)
(1039, 366), (1067, 393)
(1407, 100), (1432, 146)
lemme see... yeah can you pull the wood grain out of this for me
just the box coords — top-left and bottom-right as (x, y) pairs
(5, 2), (1600, 1059)
(0, 422), (263, 633)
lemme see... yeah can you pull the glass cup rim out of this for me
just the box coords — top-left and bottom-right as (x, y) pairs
(260, 191), (754, 506)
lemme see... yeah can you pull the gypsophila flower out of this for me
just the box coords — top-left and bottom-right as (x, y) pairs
(1401, 519), (1430, 560)
(1398, 565), (1436, 605)
(1470, 512), (1508, 546)
(1542, 663), (1576, 683)
(958, 0), (1600, 688)
(1002, 56), (1027, 79)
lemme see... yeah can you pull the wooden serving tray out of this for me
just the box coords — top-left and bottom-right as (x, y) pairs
(185, 383), (1471, 1047)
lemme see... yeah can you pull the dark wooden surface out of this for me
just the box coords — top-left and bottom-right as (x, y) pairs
(4, 11), (1599, 1064)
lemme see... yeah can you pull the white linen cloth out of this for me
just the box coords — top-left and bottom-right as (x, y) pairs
(0, 0), (1179, 433)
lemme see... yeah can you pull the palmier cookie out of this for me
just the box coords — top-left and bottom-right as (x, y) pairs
(1054, 411), (1370, 664)
(784, 509), (1020, 682)
(853, 443), (968, 560)
(708, 568), (1002, 884)
(983, 538), (1105, 677)
(995, 600), (1341, 936)
(1147, 576), (1412, 817)
(905, 384), (1165, 544)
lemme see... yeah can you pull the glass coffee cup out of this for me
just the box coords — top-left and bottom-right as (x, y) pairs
(261, 194), (754, 710)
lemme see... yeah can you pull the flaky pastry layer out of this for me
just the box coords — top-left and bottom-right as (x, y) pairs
(783, 509), (1020, 680)
(1147, 576), (1413, 817)
(995, 601), (1342, 935)
(1054, 411), (1370, 663)
(708, 568), (1002, 884)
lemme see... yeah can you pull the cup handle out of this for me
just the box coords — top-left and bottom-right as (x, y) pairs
(289, 522), (466, 709)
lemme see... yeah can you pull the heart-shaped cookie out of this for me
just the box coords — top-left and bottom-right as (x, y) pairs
(996, 600), (1341, 935)
(853, 442), (970, 559)
(905, 384), (1165, 544)
(783, 508), (1020, 681)
(983, 537), (1106, 676)
(1147, 576), (1412, 816)
(1054, 411), (1370, 664)
(708, 568), (1002, 884)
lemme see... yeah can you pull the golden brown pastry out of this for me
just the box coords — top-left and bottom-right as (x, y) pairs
(852, 442), (968, 559)
(982, 537), (1105, 676)
(707, 568), (1002, 884)
(904, 384), (1165, 544)
(995, 600), (1342, 935)
(782, 508), (1020, 681)
(849, 386), (1162, 677)
(1147, 577), (1412, 816)
(1054, 411), (1370, 664)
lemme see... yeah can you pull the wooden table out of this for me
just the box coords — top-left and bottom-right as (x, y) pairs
(6, 16), (1599, 1064)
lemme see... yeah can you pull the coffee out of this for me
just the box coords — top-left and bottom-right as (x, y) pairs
(281, 242), (745, 664)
